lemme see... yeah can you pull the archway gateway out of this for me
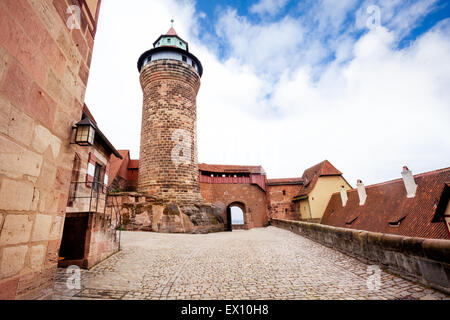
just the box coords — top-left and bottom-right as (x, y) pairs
(226, 202), (246, 231)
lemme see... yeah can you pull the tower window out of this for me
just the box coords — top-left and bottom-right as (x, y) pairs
(167, 38), (171, 42)
(182, 55), (187, 62)
(282, 190), (286, 196)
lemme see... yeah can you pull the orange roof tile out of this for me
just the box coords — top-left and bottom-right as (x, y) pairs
(109, 150), (130, 185)
(267, 177), (303, 185)
(296, 160), (343, 197)
(321, 167), (450, 239)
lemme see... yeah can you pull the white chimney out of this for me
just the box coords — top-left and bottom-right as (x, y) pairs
(340, 186), (348, 206)
(357, 179), (367, 206)
(401, 166), (417, 198)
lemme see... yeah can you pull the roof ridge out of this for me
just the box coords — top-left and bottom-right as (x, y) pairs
(330, 166), (450, 196)
(199, 163), (262, 168)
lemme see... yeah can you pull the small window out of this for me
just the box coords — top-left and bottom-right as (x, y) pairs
(179, 41), (182, 45)
(93, 163), (105, 192)
(167, 38), (171, 42)
(346, 216), (358, 225)
(282, 190), (286, 196)
(182, 55), (187, 62)
(285, 209), (288, 214)
(389, 216), (406, 227)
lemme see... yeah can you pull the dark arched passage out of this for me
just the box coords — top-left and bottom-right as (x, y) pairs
(226, 201), (246, 231)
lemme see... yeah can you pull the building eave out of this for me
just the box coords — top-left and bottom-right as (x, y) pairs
(137, 46), (203, 77)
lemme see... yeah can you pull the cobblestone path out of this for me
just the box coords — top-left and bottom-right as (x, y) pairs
(53, 227), (449, 300)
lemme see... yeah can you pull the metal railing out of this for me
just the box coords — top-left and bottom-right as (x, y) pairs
(67, 180), (122, 248)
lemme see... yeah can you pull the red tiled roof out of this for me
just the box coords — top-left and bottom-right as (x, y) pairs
(296, 160), (343, 197)
(434, 183), (450, 222)
(109, 150), (130, 185)
(321, 167), (450, 239)
(82, 104), (97, 125)
(198, 163), (265, 174)
(267, 177), (304, 186)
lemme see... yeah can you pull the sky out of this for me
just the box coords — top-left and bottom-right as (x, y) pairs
(85, 0), (450, 186)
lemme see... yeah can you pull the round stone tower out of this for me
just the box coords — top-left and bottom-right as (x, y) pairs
(137, 25), (204, 207)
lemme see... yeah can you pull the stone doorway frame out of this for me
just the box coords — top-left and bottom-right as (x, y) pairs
(226, 201), (246, 231)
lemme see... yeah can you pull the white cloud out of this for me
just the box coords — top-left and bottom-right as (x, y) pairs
(215, 9), (304, 76)
(355, 0), (438, 38)
(250, 0), (289, 16)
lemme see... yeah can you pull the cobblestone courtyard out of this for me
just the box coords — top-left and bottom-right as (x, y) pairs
(53, 227), (449, 300)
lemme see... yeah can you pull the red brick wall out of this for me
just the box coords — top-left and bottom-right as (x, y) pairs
(267, 184), (302, 220)
(0, 0), (100, 299)
(127, 168), (138, 191)
(200, 182), (268, 229)
(138, 59), (203, 206)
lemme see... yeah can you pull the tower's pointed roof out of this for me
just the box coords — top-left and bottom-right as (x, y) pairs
(153, 23), (188, 52)
(165, 26), (178, 36)
(139, 20), (203, 76)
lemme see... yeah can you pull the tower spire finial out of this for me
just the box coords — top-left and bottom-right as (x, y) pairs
(171, 18), (174, 28)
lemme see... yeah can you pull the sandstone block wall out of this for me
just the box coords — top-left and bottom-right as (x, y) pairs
(138, 59), (203, 206)
(266, 184), (302, 220)
(272, 218), (450, 295)
(110, 193), (224, 234)
(0, 0), (98, 299)
(59, 211), (119, 269)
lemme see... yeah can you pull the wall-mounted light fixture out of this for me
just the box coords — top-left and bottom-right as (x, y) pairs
(73, 117), (95, 146)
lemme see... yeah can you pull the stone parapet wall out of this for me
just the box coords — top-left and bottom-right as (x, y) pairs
(271, 218), (450, 294)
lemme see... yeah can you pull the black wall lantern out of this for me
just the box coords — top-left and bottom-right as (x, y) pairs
(74, 117), (96, 146)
